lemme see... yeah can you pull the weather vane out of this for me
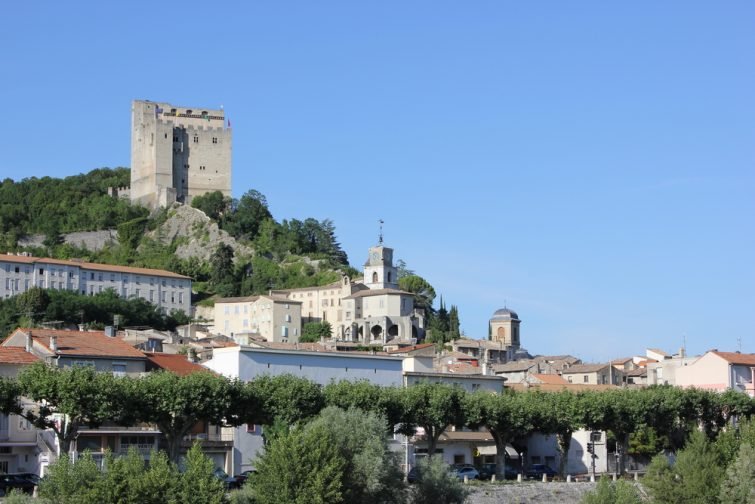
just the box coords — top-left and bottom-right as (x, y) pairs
(378, 219), (384, 245)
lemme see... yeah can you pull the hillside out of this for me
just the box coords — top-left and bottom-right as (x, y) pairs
(0, 168), (357, 300)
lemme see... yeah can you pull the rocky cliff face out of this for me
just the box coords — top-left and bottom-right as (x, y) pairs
(19, 204), (253, 264)
(149, 204), (254, 262)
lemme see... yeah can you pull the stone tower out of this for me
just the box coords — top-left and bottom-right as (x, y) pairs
(130, 100), (232, 209)
(363, 245), (398, 290)
(489, 307), (521, 348)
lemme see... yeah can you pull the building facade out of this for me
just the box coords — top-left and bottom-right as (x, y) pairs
(0, 253), (192, 315)
(214, 295), (302, 343)
(203, 345), (404, 474)
(273, 243), (425, 343)
(675, 351), (755, 397)
(131, 100), (231, 209)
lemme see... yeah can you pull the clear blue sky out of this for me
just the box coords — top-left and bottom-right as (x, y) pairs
(1, 1), (753, 361)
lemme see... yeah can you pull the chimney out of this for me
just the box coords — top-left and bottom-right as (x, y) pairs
(187, 348), (196, 363)
(25, 332), (32, 353)
(679, 347), (685, 359)
(50, 336), (58, 352)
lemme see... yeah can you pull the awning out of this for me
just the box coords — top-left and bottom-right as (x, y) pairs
(475, 444), (520, 457)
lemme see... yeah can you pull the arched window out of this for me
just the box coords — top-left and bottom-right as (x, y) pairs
(497, 327), (506, 338)
(372, 272), (378, 283)
(387, 272), (392, 283)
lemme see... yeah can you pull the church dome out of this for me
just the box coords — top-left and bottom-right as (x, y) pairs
(491, 307), (519, 321)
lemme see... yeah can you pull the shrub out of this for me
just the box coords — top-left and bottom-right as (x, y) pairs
(581, 476), (642, 504)
(409, 456), (467, 504)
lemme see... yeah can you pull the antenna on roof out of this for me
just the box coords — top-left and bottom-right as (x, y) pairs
(737, 335), (742, 352)
(378, 219), (384, 245)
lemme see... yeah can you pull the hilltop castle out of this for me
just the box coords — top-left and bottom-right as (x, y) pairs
(130, 100), (232, 209)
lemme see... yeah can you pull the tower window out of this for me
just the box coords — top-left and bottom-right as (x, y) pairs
(193, 136), (199, 143)
(372, 272), (378, 283)
(212, 137), (218, 144)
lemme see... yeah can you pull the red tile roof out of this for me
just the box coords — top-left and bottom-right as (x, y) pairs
(531, 373), (569, 385)
(713, 351), (755, 366)
(6, 328), (146, 359)
(144, 353), (209, 376)
(0, 347), (40, 365)
(387, 343), (435, 354)
(0, 254), (189, 279)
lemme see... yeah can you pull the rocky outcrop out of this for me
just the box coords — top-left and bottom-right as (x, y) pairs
(148, 204), (254, 262)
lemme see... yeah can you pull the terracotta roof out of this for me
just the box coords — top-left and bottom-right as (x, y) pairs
(508, 383), (618, 392)
(713, 351), (755, 366)
(0, 347), (40, 365)
(491, 361), (536, 373)
(0, 254), (189, 279)
(6, 328), (146, 359)
(251, 342), (330, 352)
(441, 351), (478, 361)
(215, 295), (301, 304)
(611, 357), (633, 364)
(388, 343), (435, 355)
(647, 348), (669, 356)
(561, 363), (611, 374)
(438, 431), (494, 442)
(635, 359), (658, 367)
(532, 355), (580, 364)
(444, 363), (482, 375)
(271, 280), (345, 293)
(144, 353), (209, 376)
(530, 373), (568, 385)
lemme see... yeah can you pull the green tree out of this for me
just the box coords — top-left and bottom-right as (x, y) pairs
(209, 243), (236, 295)
(17, 363), (127, 454)
(323, 380), (404, 430)
(300, 321), (332, 342)
(539, 391), (584, 477)
(409, 456), (467, 504)
(307, 407), (406, 504)
(117, 216), (149, 250)
(465, 390), (540, 479)
(225, 189), (273, 240)
(131, 371), (242, 463)
(95, 447), (179, 504)
(244, 374), (325, 427)
(719, 442), (755, 504)
(400, 383), (465, 456)
(399, 275), (436, 313)
(16, 287), (50, 324)
(191, 190), (231, 222)
(447, 305), (460, 341)
(175, 442), (226, 504)
(253, 422), (345, 504)
(38, 451), (103, 503)
(644, 429), (726, 504)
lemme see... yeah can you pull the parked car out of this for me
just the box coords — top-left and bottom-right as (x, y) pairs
(0, 474), (37, 496)
(10, 473), (40, 486)
(213, 467), (238, 489)
(452, 466), (480, 480)
(407, 466), (421, 484)
(525, 464), (558, 480)
(232, 469), (256, 488)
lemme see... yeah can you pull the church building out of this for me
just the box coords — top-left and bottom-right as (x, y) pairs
(272, 241), (425, 344)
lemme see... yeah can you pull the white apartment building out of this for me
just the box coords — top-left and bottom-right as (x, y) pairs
(0, 253), (192, 315)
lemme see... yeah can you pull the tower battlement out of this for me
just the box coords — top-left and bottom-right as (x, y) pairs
(130, 99), (232, 209)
